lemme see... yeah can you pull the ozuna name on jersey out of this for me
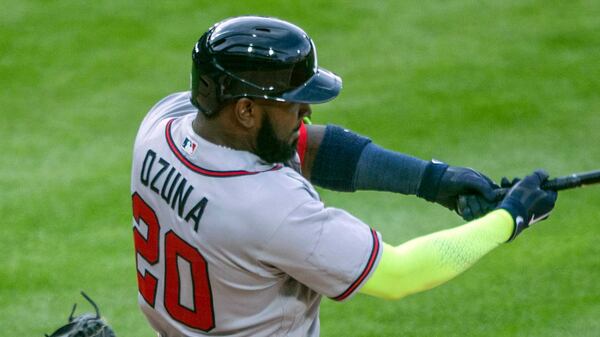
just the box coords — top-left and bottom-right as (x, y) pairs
(140, 149), (208, 231)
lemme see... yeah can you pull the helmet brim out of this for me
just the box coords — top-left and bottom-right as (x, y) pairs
(280, 67), (342, 104)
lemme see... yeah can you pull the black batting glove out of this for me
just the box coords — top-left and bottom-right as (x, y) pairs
(501, 176), (521, 188)
(456, 175), (522, 221)
(417, 161), (499, 220)
(457, 194), (499, 221)
(498, 170), (558, 242)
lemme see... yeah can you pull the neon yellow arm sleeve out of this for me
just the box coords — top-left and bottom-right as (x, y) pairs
(360, 209), (514, 300)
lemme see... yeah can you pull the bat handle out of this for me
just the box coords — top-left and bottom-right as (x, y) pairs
(492, 175), (582, 200)
(541, 175), (581, 191)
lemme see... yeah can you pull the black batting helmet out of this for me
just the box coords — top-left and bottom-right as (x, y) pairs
(190, 16), (342, 115)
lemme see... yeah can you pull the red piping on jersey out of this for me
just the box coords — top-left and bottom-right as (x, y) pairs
(332, 228), (380, 301)
(296, 122), (308, 165)
(165, 118), (283, 177)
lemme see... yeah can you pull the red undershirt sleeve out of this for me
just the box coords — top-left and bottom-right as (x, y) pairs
(296, 122), (308, 165)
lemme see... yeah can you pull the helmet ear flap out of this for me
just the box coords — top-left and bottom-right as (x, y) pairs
(191, 61), (221, 115)
(191, 31), (224, 116)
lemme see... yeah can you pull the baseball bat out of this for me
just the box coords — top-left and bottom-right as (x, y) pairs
(494, 169), (600, 199)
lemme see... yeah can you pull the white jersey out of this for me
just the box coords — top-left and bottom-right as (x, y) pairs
(131, 92), (382, 337)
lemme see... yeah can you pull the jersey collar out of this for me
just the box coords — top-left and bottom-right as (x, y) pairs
(165, 115), (283, 177)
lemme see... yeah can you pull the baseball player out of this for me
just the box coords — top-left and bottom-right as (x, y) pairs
(131, 16), (557, 337)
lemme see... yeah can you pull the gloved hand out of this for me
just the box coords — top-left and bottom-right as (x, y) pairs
(456, 194), (499, 221)
(45, 292), (117, 337)
(417, 161), (499, 220)
(501, 176), (521, 189)
(498, 170), (558, 241)
(456, 175), (523, 221)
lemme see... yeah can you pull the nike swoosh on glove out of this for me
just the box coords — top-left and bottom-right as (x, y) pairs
(498, 170), (558, 242)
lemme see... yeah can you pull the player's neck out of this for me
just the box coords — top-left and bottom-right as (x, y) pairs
(192, 114), (256, 153)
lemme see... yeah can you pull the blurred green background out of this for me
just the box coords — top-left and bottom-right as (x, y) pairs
(1, 0), (599, 336)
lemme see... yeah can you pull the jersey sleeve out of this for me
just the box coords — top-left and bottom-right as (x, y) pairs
(259, 199), (383, 301)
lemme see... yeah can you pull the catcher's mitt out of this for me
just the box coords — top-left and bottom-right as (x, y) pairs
(45, 291), (116, 337)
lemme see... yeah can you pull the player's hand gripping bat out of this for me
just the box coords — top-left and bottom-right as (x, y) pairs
(457, 169), (600, 221)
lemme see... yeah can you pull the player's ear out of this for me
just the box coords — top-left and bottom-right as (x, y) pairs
(234, 98), (259, 129)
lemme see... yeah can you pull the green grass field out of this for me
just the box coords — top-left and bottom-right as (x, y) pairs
(2, 1), (599, 336)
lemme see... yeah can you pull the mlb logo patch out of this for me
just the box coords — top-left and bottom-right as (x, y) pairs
(182, 137), (197, 155)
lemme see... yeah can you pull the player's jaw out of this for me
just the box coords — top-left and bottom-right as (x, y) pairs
(255, 113), (298, 164)
(252, 99), (308, 164)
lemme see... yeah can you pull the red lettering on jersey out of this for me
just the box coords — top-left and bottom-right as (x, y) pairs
(164, 231), (215, 331)
(132, 193), (215, 331)
(132, 193), (161, 306)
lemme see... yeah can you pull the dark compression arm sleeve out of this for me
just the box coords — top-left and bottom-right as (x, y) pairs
(310, 125), (428, 194)
(310, 125), (372, 191)
(354, 143), (429, 195)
